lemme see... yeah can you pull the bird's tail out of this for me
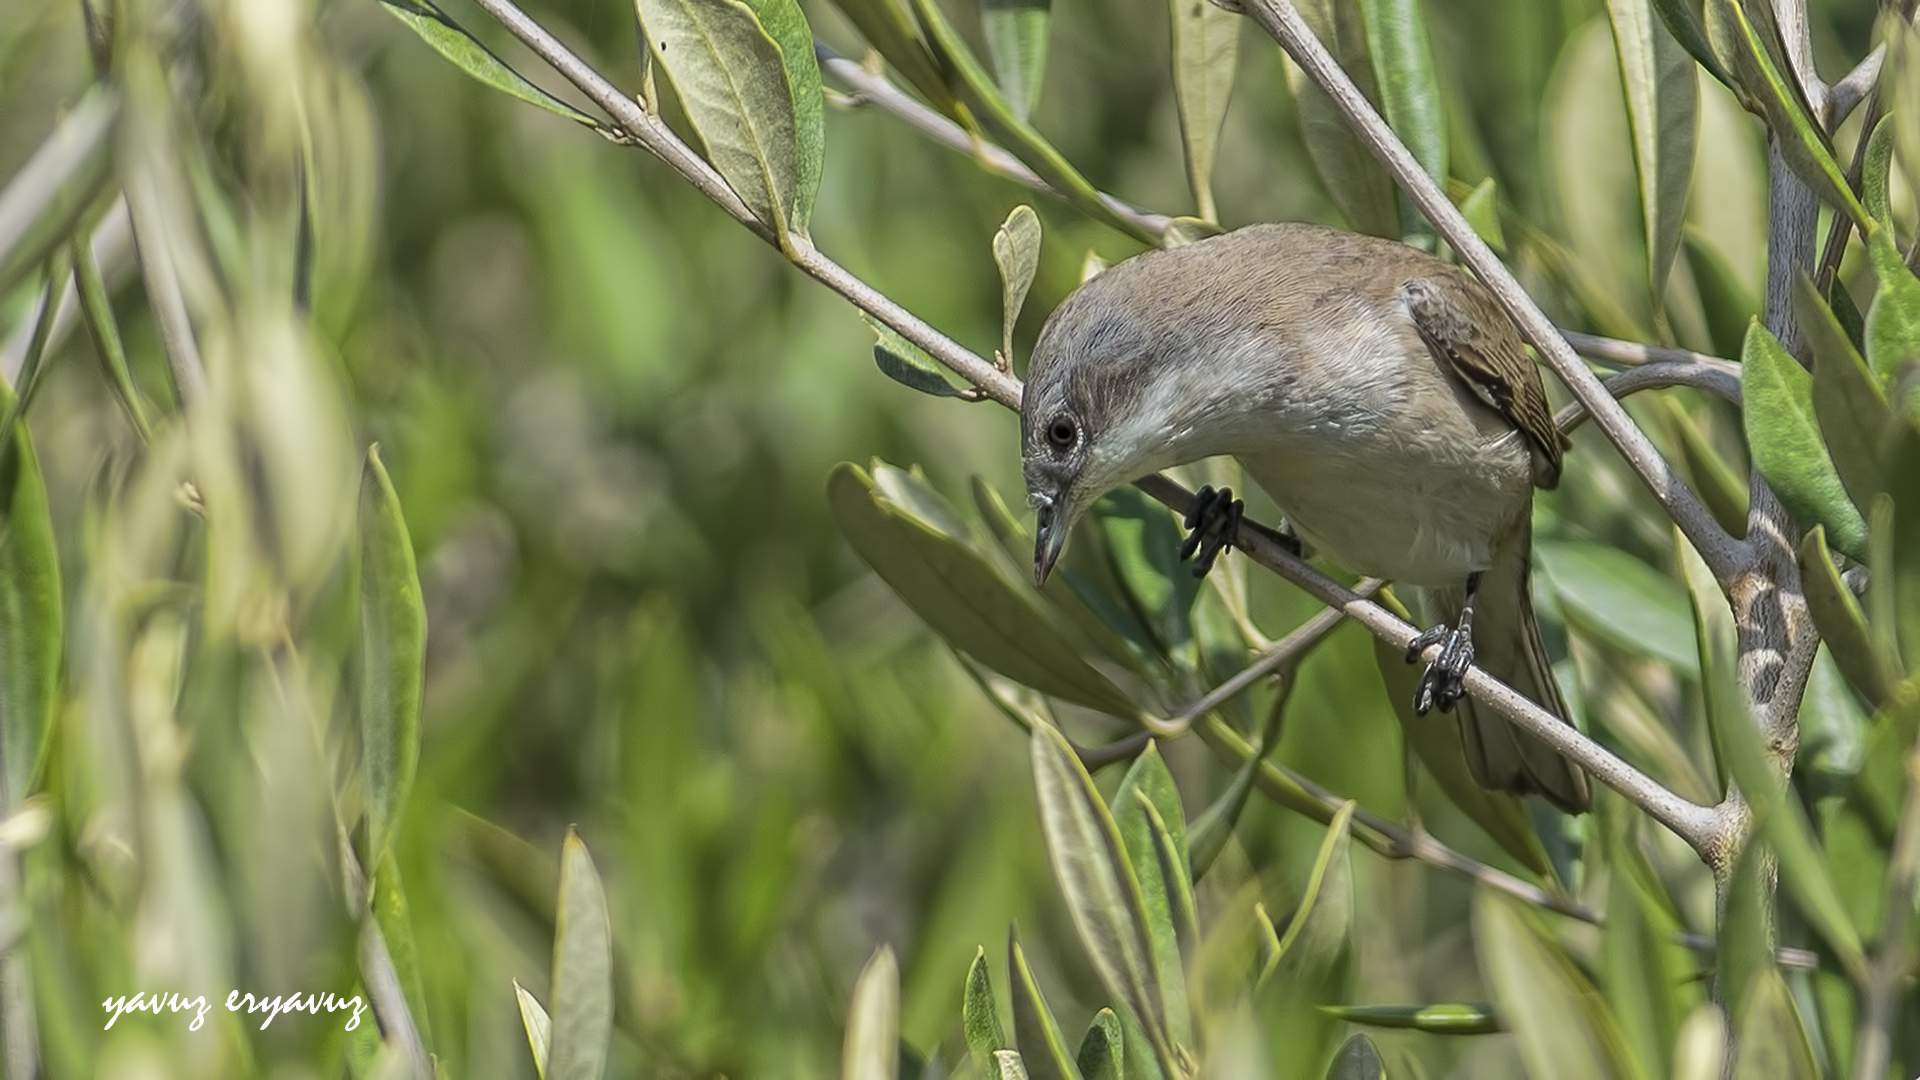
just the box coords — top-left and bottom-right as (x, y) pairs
(1420, 520), (1591, 814)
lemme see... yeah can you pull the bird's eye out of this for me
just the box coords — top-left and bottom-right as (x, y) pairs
(1046, 416), (1077, 449)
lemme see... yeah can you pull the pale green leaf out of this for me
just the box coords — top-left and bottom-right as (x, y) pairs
(1257, 801), (1355, 989)
(1799, 274), (1889, 515)
(738, 0), (824, 234)
(866, 313), (964, 397)
(1075, 1010), (1122, 1080)
(1606, 0), (1697, 303)
(360, 444), (427, 870)
(0, 375), (59, 813)
(0, 88), (115, 297)
(982, 0), (1050, 122)
(1325, 1034), (1385, 1080)
(546, 830), (612, 1080)
(1729, 970), (1817, 1079)
(1741, 321), (1869, 558)
(514, 982), (552, 1079)
(1168, 0), (1239, 223)
(1008, 936), (1082, 1080)
(994, 206), (1042, 366)
(844, 946), (901, 1080)
(377, 1), (599, 128)
(1475, 891), (1621, 1080)
(965, 946), (1009, 1061)
(1358, 0), (1445, 244)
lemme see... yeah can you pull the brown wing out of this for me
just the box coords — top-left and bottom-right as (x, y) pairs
(1400, 276), (1567, 488)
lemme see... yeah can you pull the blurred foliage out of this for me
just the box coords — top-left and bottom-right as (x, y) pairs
(0, 0), (1918, 1076)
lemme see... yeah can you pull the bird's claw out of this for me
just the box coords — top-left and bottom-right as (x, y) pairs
(1179, 485), (1244, 578)
(1407, 621), (1475, 714)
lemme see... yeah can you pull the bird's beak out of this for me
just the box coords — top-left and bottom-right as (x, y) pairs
(1033, 498), (1067, 586)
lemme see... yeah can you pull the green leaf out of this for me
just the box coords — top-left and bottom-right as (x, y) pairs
(1256, 801), (1355, 989)
(1706, 0), (1868, 229)
(1602, 818), (1695, 1078)
(1168, 0), (1239, 223)
(1797, 527), (1891, 708)
(0, 88), (115, 298)
(844, 947), (901, 1080)
(829, 463), (1135, 714)
(377, 1), (599, 128)
(1008, 936), (1083, 1080)
(1682, 539), (1867, 982)
(1096, 487), (1200, 667)
(1358, 0), (1445, 243)
(866, 313), (965, 397)
(372, 852), (436, 1054)
(1536, 540), (1699, 675)
(982, 0), (1050, 122)
(1672, 1004), (1730, 1080)
(360, 445), (427, 870)
(1283, 0), (1398, 242)
(1325, 1034), (1386, 1080)
(1799, 274), (1891, 515)
(825, 0), (961, 116)
(1112, 747), (1194, 1051)
(1075, 1010), (1122, 1080)
(635, 0), (808, 238)
(1029, 722), (1175, 1072)
(909, 0), (1160, 246)
(1863, 223), (1920, 385)
(994, 206), (1042, 366)
(1862, 112), (1896, 230)
(1886, 427), (1920, 679)
(1729, 970), (1817, 1080)
(71, 232), (152, 442)
(1649, 0), (1735, 89)
(1185, 720), (1267, 881)
(513, 982), (553, 1079)
(1741, 321), (1869, 559)
(0, 376), (59, 813)
(965, 946), (1009, 1061)
(1455, 177), (1506, 252)
(739, 0), (825, 234)
(1319, 1002), (1502, 1035)
(1475, 891), (1623, 1080)
(1370, 604), (1552, 877)
(546, 830), (613, 1080)
(1606, 0), (1697, 304)
(990, 1050), (1033, 1080)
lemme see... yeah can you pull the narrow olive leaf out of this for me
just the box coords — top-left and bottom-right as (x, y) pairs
(373, 852), (437, 1052)
(1729, 970), (1817, 1079)
(1606, 0), (1697, 304)
(1475, 892), (1618, 1080)
(909, 0), (1160, 246)
(1684, 230), (1755, 358)
(1672, 1004), (1729, 1080)
(1602, 820), (1693, 1078)
(1325, 1034), (1386, 1080)
(1075, 1010), (1122, 1080)
(865, 313), (964, 397)
(1456, 177), (1505, 251)
(994, 206), (1042, 366)
(1319, 1002), (1502, 1035)
(360, 445), (427, 870)
(1862, 112), (1895, 229)
(844, 947), (901, 1080)
(71, 233), (152, 442)
(0, 88), (114, 297)
(0, 378), (59, 813)
(1682, 539), (1869, 982)
(545, 830), (613, 1080)
(1112, 749), (1199, 1029)
(1742, 321), (1870, 559)
(1007, 936), (1084, 1080)
(1797, 525), (1890, 714)
(1029, 722), (1175, 1070)
(1867, 494), (1905, 684)
(1707, 0), (1868, 229)
(1886, 427), (1920, 678)
(826, 0), (961, 118)
(1863, 228), (1920, 384)
(1186, 734), (1264, 882)
(1285, 0), (1398, 242)
(0, 256), (69, 460)
(965, 946), (1009, 1061)
(982, 0), (1051, 122)
(635, 0), (803, 240)
(1257, 801), (1356, 990)
(1648, 0), (1735, 89)
(1370, 629), (1553, 877)
(829, 463), (1136, 714)
(514, 981), (553, 1079)
(377, 1), (599, 128)
(1357, 0), (1445, 233)
(1799, 274), (1890, 514)
(1535, 540), (1699, 674)
(739, 0), (824, 234)
(1168, 0), (1240, 223)
(1096, 487), (1200, 664)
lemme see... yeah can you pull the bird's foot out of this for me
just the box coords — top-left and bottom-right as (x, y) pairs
(1179, 485), (1244, 578)
(1406, 620), (1475, 714)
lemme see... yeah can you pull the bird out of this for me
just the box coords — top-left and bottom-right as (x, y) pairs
(1018, 222), (1590, 813)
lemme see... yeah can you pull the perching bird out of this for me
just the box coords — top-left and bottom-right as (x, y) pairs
(1019, 222), (1589, 813)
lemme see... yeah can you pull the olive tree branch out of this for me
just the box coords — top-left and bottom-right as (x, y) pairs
(1239, 0), (1749, 588)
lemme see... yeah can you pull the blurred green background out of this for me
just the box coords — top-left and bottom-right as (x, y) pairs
(0, 0), (1906, 1075)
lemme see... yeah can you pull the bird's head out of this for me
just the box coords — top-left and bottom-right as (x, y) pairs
(1020, 269), (1188, 586)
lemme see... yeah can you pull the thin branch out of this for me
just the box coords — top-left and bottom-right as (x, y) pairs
(1773, 0), (1827, 122)
(815, 44), (1172, 241)
(1159, 581), (1381, 734)
(1, 199), (129, 384)
(1562, 331), (1738, 374)
(1553, 360), (1744, 436)
(1850, 736), (1920, 1080)
(1241, 0), (1750, 587)
(1826, 45), (1884, 133)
